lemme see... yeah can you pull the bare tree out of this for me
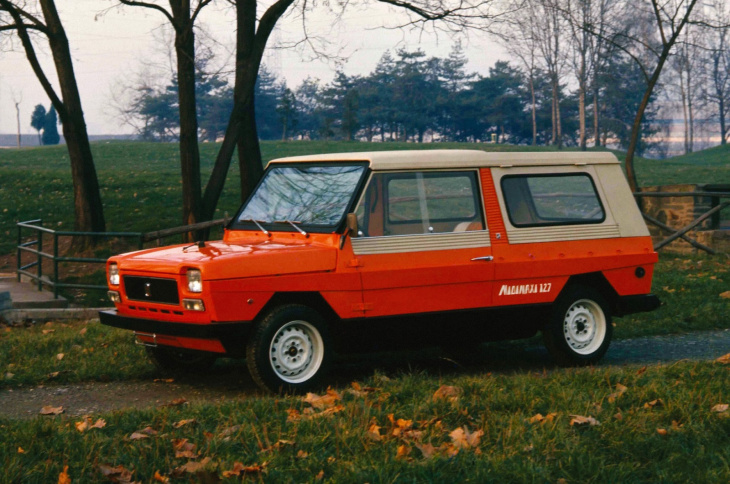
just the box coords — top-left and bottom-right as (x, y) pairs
(699, 0), (730, 145)
(0, 0), (106, 234)
(671, 21), (705, 154)
(11, 89), (21, 147)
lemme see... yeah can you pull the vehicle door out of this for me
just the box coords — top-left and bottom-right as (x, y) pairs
(350, 169), (494, 318)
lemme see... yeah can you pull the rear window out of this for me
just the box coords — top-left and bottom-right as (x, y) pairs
(501, 174), (605, 227)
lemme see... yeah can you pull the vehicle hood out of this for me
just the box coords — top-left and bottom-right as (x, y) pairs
(113, 238), (338, 280)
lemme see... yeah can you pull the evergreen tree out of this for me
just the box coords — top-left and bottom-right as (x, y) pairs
(30, 104), (46, 145)
(42, 105), (60, 145)
(276, 87), (298, 140)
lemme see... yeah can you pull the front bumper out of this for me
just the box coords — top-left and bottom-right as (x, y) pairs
(615, 294), (661, 317)
(99, 310), (252, 354)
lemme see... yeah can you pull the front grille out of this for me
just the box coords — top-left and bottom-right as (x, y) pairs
(123, 276), (179, 305)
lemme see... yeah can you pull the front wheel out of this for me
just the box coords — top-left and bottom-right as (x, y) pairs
(543, 287), (612, 366)
(246, 304), (331, 393)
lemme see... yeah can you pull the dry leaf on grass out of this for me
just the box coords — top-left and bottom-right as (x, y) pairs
(79, 327), (88, 335)
(160, 397), (187, 407)
(222, 461), (267, 477)
(716, 353), (730, 364)
(711, 404), (729, 413)
(396, 444), (411, 459)
(432, 385), (462, 403)
(40, 406), (64, 416)
(450, 426), (484, 449)
(570, 415), (600, 427)
(17, 447), (24, 454)
(153, 378), (174, 383)
(58, 466), (71, 484)
(172, 419), (196, 429)
(366, 423), (382, 442)
(129, 427), (158, 440)
(315, 470), (325, 480)
(303, 389), (340, 409)
(153, 471), (170, 483)
(173, 457), (212, 475)
(657, 428), (668, 436)
(75, 417), (106, 432)
(644, 399), (664, 409)
(217, 425), (241, 439)
(56, 353), (65, 361)
(173, 438), (198, 459)
(528, 412), (557, 424)
(608, 383), (628, 403)
(42, 329), (55, 335)
(296, 450), (309, 459)
(719, 291), (730, 299)
(98, 464), (135, 483)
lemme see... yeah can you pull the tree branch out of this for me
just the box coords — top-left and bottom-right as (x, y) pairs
(118, 0), (174, 24)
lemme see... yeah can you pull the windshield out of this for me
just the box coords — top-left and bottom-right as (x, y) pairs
(235, 164), (367, 229)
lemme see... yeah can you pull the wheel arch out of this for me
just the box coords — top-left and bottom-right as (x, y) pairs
(255, 292), (341, 325)
(561, 272), (620, 315)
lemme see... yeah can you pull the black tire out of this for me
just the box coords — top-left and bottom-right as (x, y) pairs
(543, 286), (612, 366)
(145, 346), (217, 374)
(246, 304), (331, 394)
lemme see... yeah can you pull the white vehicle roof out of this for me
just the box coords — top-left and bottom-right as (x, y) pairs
(268, 149), (619, 171)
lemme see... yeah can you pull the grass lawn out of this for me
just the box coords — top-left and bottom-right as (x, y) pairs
(0, 356), (728, 482)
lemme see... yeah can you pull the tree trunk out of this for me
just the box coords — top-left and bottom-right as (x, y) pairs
(40, 0), (105, 235)
(720, 95), (727, 145)
(593, 87), (600, 147)
(170, 2), (203, 235)
(530, 75), (537, 145)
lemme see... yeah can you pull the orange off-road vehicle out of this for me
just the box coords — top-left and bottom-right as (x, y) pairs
(101, 150), (660, 392)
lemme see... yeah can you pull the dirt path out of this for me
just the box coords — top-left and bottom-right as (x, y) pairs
(2, 329), (729, 420)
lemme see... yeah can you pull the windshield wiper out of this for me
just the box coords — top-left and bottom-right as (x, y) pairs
(240, 218), (271, 237)
(273, 220), (309, 238)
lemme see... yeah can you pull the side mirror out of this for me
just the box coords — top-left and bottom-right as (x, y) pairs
(346, 213), (358, 237)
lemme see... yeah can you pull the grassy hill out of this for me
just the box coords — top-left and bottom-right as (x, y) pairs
(1, 140), (729, 257)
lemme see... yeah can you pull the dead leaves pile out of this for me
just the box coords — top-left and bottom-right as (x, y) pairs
(287, 388), (345, 422)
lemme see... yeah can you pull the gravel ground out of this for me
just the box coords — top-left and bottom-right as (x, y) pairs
(1, 329), (729, 420)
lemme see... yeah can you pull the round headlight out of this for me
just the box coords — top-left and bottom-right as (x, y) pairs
(187, 269), (203, 293)
(109, 263), (120, 286)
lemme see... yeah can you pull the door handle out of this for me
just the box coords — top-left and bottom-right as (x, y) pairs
(471, 256), (494, 262)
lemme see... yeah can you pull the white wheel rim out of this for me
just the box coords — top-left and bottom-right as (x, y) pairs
(562, 299), (606, 355)
(269, 320), (324, 384)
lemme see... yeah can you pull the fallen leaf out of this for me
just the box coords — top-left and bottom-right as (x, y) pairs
(75, 417), (106, 432)
(671, 420), (683, 430)
(366, 423), (382, 442)
(217, 425), (241, 438)
(153, 471), (170, 483)
(173, 438), (198, 459)
(5, 372), (14, 380)
(172, 419), (196, 429)
(711, 404), (729, 413)
(396, 444), (411, 459)
(303, 389), (340, 409)
(174, 457), (212, 474)
(154, 378), (174, 383)
(389, 415), (414, 437)
(161, 397), (187, 407)
(297, 450), (309, 459)
(58, 465), (71, 484)
(129, 427), (157, 440)
(286, 409), (301, 422)
(528, 412), (557, 424)
(18, 447), (24, 454)
(98, 464), (135, 483)
(40, 406), (64, 415)
(720, 291), (730, 299)
(327, 456), (336, 464)
(450, 426), (484, 449)
(56, 353), (65, 361)
(569, 415), (600, 427)
(42, 329), (55, 335)
(614, 412), (623, 421)
(432, 385), (462, 403)
(315, 470), (325, 480)
(644, 399), (664, 409)
(608, 383), (628, 403)
(716, 353), (730, 364)
(222, 461), (267, 477)
(636, 366), (647, 375)
(657, 428), (668, 436)
(47, 371), (60, 379)
(79, 327), (88, 335)
(415, 442), (438, 459)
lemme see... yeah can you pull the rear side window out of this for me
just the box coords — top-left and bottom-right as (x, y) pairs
(501, 174), (605, 227)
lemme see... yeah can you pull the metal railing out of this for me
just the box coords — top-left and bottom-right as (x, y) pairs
(16, 218), (226, 299)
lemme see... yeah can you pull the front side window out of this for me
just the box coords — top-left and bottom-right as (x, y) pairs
(355, 171), (484, 237)
(234, 164), (366, 230)
(501, 174), (605, 227)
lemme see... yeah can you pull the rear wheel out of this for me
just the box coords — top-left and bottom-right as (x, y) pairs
(543, 287), (612, 366)
(246, 304), (330, 393)
(145, 346), (217, 374)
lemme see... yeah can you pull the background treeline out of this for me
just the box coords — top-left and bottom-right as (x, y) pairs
(122, 45), (656, 154)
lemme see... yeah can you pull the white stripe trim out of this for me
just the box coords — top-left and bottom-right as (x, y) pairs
(352, 231), (491, 255)
(507, 224), (620, 244)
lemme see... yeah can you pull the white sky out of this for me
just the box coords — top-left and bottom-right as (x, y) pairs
(0, 0), (506, 135)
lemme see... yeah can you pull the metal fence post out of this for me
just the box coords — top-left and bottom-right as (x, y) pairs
(16, 223), (21, 282)
(53, 233), (59, 299)
(37, 225), (43, 291)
